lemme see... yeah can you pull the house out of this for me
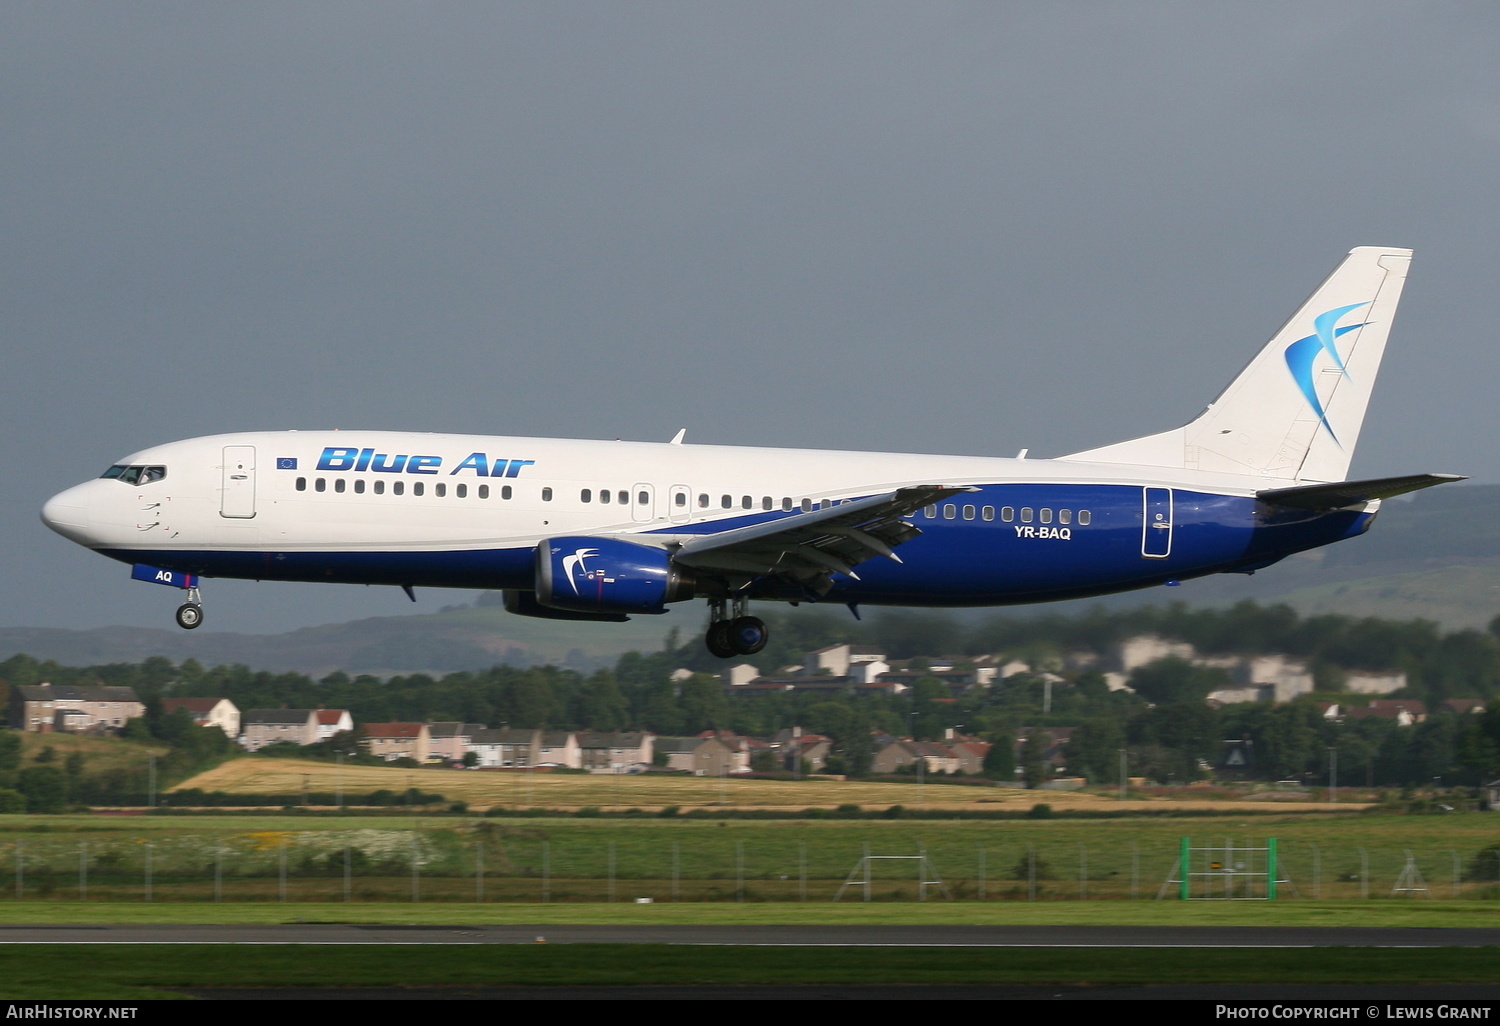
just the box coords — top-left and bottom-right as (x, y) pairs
(10, 684), (144, 735)
(1347, 700), (1428, 726)
(802, 644), (891, 683)
(655, 735), (737, 776)
(161, 697), (240, 738)
(361, 722), (432, 762)
(466, 727), (539, 768)
(577, 731), (654, 773)
(871, 739), (961, 775)
(314, 709), (354, 742)
(427, 721), (484, 763)
(537, 731), (581, 768)
(241, 709), (320, 751)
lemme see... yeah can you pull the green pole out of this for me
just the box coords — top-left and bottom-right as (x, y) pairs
(1267, 838), (1277, 901)
(1180, 837), (1189, 900)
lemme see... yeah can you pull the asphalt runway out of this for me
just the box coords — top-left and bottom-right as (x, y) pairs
(3, 923), (1500, 946)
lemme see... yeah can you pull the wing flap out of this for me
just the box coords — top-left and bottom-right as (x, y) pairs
(673, 484), (974, 580)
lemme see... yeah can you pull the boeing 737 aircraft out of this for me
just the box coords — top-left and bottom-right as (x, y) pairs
(42, 247), (1461, 657)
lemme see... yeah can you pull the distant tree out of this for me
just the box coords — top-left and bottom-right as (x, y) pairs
(982, 731), (1016, 782)
(17, 765), (67, 813)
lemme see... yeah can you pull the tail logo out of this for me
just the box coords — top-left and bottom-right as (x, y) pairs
(1283, 302), (1369, 445)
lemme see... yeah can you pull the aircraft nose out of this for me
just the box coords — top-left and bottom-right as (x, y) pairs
(41, 483), (93, 544)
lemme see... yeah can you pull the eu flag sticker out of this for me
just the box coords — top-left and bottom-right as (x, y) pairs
(276, 457), (298, 470)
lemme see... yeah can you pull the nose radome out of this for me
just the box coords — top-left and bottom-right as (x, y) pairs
(41, 483), (91, 543)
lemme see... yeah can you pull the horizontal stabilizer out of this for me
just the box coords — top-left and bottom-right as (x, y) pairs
(1256, 473), (1466, 510)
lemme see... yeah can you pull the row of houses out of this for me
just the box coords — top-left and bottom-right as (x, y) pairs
(720, 638), (1415, 708)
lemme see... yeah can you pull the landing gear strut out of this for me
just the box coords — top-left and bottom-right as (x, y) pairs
(704, 595), (767, 658)
(175, 587), (203, 630)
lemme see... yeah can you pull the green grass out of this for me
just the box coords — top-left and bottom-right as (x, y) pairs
(6, 945), (1500, 999)
(0, 899), (1494, 927)
(0, 811), (1492, 904)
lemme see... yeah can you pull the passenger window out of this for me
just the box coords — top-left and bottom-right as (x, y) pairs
(435, 483), (445, 497)
(335, 479), (346, 493)
(296, 478), (306, 492)
(374, 480), (385, 495)
(616, 490), (627, 504)
(742, 495), (752, 509)
(674, 492), (686, 507)
(782, 498), (793, 511)
(354, 479), (365, 494)
(478, 484), (489, 499)
(1040, 508), (1052, 524)
(393, 481), (404, 496)
(1078, 510), (1091, 525)
(962, 504), (975, 520)
(638, 491), (649, 506)
(699, 494), (710, 508)
(762, 497), (772, 510)
(1020, 507), (1033, 523)
(458, 483), (469, 498)
(581, 489), (592, 503)
(541, 487), (552, 502)
(600, 489), (611, 504)
(982, 506), (995, 521)
(315, 479), (326, 493)
(1001, 506), (1014, 522)
(1058, 509), (1071, 524)
(942, 504), (956, 519)
(924, 505), (937, 519)
(722, 495), (732, 509)
(412, 482), (423, 497)
(501, 485), (513, 500)
(801, 498), (813, 512)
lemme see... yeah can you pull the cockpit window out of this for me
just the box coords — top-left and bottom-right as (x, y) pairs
(101, 465), (167, 485)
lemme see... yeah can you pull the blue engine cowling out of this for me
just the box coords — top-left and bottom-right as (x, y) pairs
(503, 589), (631, 623)
(534, 537), (696, 615)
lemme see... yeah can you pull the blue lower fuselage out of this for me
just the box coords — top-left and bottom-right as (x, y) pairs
(99, 484), (1372, 608)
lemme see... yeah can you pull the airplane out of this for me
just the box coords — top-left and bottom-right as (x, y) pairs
(42, 246), (1463, 658)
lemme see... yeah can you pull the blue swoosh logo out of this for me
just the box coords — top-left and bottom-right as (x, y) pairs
(1284, 303), (1369, 446)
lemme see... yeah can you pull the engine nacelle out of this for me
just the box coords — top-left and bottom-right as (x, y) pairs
(535, 536), (695, 615)
(502, 589), (631, 623)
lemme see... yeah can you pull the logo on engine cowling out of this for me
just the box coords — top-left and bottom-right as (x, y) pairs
(561, 547), (599, 594)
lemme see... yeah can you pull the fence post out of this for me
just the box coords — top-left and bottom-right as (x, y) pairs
(79, 841), (86, 901)
(476, 840), (484, 903)
(144, 843), (152, 903)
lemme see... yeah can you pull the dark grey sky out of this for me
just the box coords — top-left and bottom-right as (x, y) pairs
(7, 3), (1498, 634)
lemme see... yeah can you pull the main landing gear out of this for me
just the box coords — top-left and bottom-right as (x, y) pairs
(704, 596), (767, 658)
(175, 587), (204, 630)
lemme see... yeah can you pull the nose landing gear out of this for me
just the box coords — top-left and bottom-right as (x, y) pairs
(704, 596), (767, 658)
(174, 587), (203, 630)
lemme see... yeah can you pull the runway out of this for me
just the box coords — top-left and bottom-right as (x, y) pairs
(3, 923), (1499, 946)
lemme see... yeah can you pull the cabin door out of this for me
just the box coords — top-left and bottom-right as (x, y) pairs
(220, 446), (257, 519)
(1142, 487), (1172, 558)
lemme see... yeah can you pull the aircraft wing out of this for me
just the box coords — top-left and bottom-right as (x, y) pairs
(1256, 473), (1466, 510)
(672, 485), (977, 587)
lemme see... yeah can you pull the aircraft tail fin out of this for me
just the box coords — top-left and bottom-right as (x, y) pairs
(1060, 246), (1413, 483)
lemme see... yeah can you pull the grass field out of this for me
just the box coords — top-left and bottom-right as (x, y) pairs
(174, 755), (1365, 812)
(0, 810), (1493, 904)
(11, 944), (1500, 1000)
